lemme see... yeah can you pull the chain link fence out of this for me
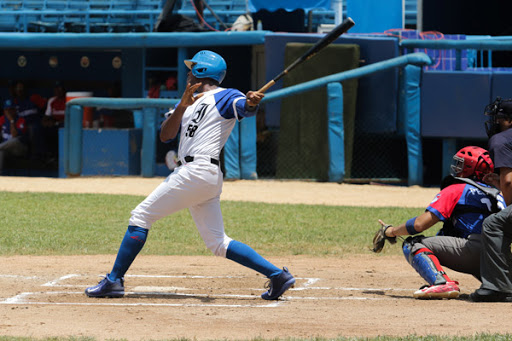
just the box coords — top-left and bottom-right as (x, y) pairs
(255, 111), (409, 184)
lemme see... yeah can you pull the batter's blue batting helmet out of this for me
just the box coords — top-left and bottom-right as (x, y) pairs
(184, 50), (227, 84)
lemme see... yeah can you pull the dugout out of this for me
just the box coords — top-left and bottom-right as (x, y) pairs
(0, 32), (264, 177)
(0, 32), (422, 183)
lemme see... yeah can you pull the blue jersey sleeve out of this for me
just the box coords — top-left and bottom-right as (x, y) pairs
(214, 88), (258, 120)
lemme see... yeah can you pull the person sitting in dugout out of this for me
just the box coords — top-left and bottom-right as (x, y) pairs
(373, 146), (505, 299)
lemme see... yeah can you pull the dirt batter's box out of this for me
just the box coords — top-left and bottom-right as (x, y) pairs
(0, 273), (402, 307)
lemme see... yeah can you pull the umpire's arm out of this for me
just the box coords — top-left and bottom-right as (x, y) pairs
(499, 167), (512, 206)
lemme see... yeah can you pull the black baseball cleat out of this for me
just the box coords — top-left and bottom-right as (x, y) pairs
(469, 288), (512, 302)
(261, 267), (295, 300)
(85, 274), (125, 298)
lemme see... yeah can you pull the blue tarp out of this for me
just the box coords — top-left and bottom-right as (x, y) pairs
(248, 0), (331, 12)
(346, 0), (402, 33)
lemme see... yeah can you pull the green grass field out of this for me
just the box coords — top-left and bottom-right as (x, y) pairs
(0, 192), (427, 257)
(0, 191), (507, 341)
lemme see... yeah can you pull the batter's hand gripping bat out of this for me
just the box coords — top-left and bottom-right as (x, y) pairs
(257, 17), (356, 93)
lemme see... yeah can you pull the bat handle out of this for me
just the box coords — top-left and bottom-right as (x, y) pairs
(258, 80), (276, 93)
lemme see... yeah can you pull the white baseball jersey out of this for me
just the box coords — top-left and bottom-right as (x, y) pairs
(165, 87), (257, 161)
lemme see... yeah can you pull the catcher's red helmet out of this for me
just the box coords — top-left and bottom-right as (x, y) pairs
(450, 146), (494, 181)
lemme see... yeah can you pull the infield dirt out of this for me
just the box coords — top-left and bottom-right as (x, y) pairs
(0, 176), (509, 340)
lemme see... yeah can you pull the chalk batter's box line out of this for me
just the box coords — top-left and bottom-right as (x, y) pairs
(1, 290), (388, 308)
(10, 274), (413, 292)
(0, 273), (296, 308)
(0, 274), (410, 307)
(1, 291), (283, 308)
(0, 273), (414, 292)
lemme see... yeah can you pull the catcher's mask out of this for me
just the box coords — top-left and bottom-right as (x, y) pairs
(484, 97), (512, 137)
(450, 146), (494, 181)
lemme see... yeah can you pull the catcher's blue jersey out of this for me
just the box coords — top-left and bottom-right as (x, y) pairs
(427, 183), (505, 238)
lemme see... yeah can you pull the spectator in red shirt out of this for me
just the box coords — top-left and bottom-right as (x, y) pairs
(43, 81), (66, 128)
(41, 81), (66, 159)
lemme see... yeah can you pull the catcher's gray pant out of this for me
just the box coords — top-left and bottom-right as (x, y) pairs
(479, 205), (512, 293)
(410, 234), (482, 280)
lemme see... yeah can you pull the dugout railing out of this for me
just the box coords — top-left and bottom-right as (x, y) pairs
(63, 52), (432, 185)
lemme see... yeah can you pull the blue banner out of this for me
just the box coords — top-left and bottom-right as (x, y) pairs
(248, 0), (331, 12)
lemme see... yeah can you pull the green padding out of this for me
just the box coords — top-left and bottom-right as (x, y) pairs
(277, 43), (359, 180)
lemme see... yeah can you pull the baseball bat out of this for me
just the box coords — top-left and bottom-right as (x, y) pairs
(258, 17), (355, 93)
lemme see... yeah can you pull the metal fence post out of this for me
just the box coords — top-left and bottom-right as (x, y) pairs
(141, 107), (158, 177)
(68, 104), (83, 176)
(63, 106), (70, 176)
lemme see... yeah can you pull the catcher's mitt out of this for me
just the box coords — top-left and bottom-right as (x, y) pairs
(372, 223), (397, 253)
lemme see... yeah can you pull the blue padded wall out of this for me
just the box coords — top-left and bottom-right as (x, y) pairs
(421, 71), (491, 138)
(83, 129), (142, 176)
(59, 128), (142, 177)
(264, 35), (399, 133)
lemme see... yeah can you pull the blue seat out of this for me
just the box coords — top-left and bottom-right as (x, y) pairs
(0, 0), (163, 32)
(90, 0), (162, 32)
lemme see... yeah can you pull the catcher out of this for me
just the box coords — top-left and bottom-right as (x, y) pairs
(373, 146), (505, 299)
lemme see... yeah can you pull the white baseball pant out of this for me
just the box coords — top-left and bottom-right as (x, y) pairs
(129, 157), (233, 257)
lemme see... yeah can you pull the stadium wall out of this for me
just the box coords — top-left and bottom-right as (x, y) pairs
(2, 32), (512, 184)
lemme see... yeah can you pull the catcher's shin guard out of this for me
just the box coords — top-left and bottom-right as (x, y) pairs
(403, 238), (451, 286)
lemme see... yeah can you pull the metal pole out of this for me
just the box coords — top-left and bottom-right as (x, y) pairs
(68, 105), (83, 176)
(332, 0), (343, 25)
(200, 0), (229, 30)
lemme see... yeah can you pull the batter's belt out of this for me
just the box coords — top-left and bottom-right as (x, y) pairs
(177, 155), (220, 167)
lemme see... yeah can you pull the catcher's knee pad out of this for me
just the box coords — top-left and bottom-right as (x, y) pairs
(403, 237), (448, 286)
(402, 236), (425, 263)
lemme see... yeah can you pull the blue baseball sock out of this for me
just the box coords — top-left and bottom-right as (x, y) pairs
(226, 240), (282, 278)
(108, 225), (148, 281)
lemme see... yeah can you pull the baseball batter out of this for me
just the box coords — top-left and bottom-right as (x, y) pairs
(85, 50), (295, 300)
